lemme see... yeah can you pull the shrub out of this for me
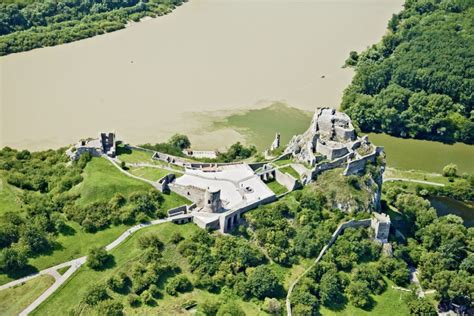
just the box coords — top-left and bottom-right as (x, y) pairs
(140, 290), (154, 306)
(137, 233), (164, 250)
(165, 275), (193, 296)
(127, 294), (141, 307)
(442, 163), (458, 177)
(216, 302), (245, 316)
(107, 272), (128, 292)
(198, 299), (220, 316)
(87, 246), (112, 270)
(95, 300), (123, 316)
(262, 297), (282, 315)
(170, 232), (184, 244)
(83, 283), (108, 305)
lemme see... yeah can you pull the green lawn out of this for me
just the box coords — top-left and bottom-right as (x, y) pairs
(266, 180), (288, 195)
(279, 166), (300, 179)
(71, 157), (152, 206)
(29, 222), (129, 271)
(33, 223), (264, 315)
(384, 168), (454, 185)
(129, 166), (182, 182)
(0, 172), (22, 216)
(57, 266), (70, 276)
(273, 158), (292, 166)
(116, 145), (154, 164)
(0, 274), (55, 316)
(320, 279), (410, 316)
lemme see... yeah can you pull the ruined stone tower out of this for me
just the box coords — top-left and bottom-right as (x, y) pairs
(203, 187), (222, 213)
(371, 212), (391, 243)
(270, 133), (281, 151)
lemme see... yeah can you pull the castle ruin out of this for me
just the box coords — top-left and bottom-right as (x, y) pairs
(66, 131), (117, 160)
(285, 108), (384, 183)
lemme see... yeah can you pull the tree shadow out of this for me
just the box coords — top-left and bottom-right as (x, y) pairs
(5, 264), (39, 280)
(323, 294), (348, 312)
(59, 223), (77, 236)
(359, 296), (376, 312)
(116, 145), (132, 155)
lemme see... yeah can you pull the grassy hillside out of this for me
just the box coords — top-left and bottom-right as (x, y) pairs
(320, 278), (410, 316)
(32, 223), (264, 316)
(0, 172), (22, 216)
(71, 157), (151, 206)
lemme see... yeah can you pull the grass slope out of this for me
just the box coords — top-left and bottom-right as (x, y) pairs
(320, 279), (410, 316)
(72, 157), (152, 206)
(0, 172), (22, 216)
(33, 223), (263, 315)
(0, 275), (55, 316)
(116, 146), (154, 164)
(266, 180), (288, 196)
(279, 166), (300, 179)
(129, 166), (181, 182)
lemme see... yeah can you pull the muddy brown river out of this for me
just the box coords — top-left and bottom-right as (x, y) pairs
(0, 0), (403, 150)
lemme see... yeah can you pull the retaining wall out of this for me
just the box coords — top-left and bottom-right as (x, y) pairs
(275, 169), (301, 191)
(169, 184), (206, 205)
(167, 205), (187, 217)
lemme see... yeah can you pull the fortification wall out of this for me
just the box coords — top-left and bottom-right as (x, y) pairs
(169, 184), (206, 205)
(328, 219), (371, 247)
(220, 195), (278, 233)
(316, 140), (349, 160)
(275, 169), (301, 191)
(334, 126), (355, 141)
(167, 205), (187, 217)
(343, 151), (378, 176)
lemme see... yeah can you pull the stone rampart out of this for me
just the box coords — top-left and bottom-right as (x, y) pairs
(275, 169), (301, 191)
(220, 195), (278, 233)
(169, 183), (206, 205)
(328, 219), (371, 247)
(167, 205), (187, 217)
(343, 151), (378, 176)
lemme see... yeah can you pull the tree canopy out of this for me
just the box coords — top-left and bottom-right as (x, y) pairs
(342, 1), (474, 144)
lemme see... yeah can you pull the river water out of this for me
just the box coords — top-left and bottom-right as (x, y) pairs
(429, 196), (474, 227)
(1, 0), (403, 151)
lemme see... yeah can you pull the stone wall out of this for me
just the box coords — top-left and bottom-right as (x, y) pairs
(275, 169), (301, 191)
(343, 151), (378, 176)
(328, 219), (371, 247)
(167, 205), (187, 217)
(169, 183), (206, 205)
(334, 126), (355, 140)
(316, 139), (349, 160)
(156, 173), (175, 193)
(220, 195), (278, 233)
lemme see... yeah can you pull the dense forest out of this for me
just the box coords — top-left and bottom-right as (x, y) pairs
(342, 0), (473, 144)
(0, 0), (185, 56)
